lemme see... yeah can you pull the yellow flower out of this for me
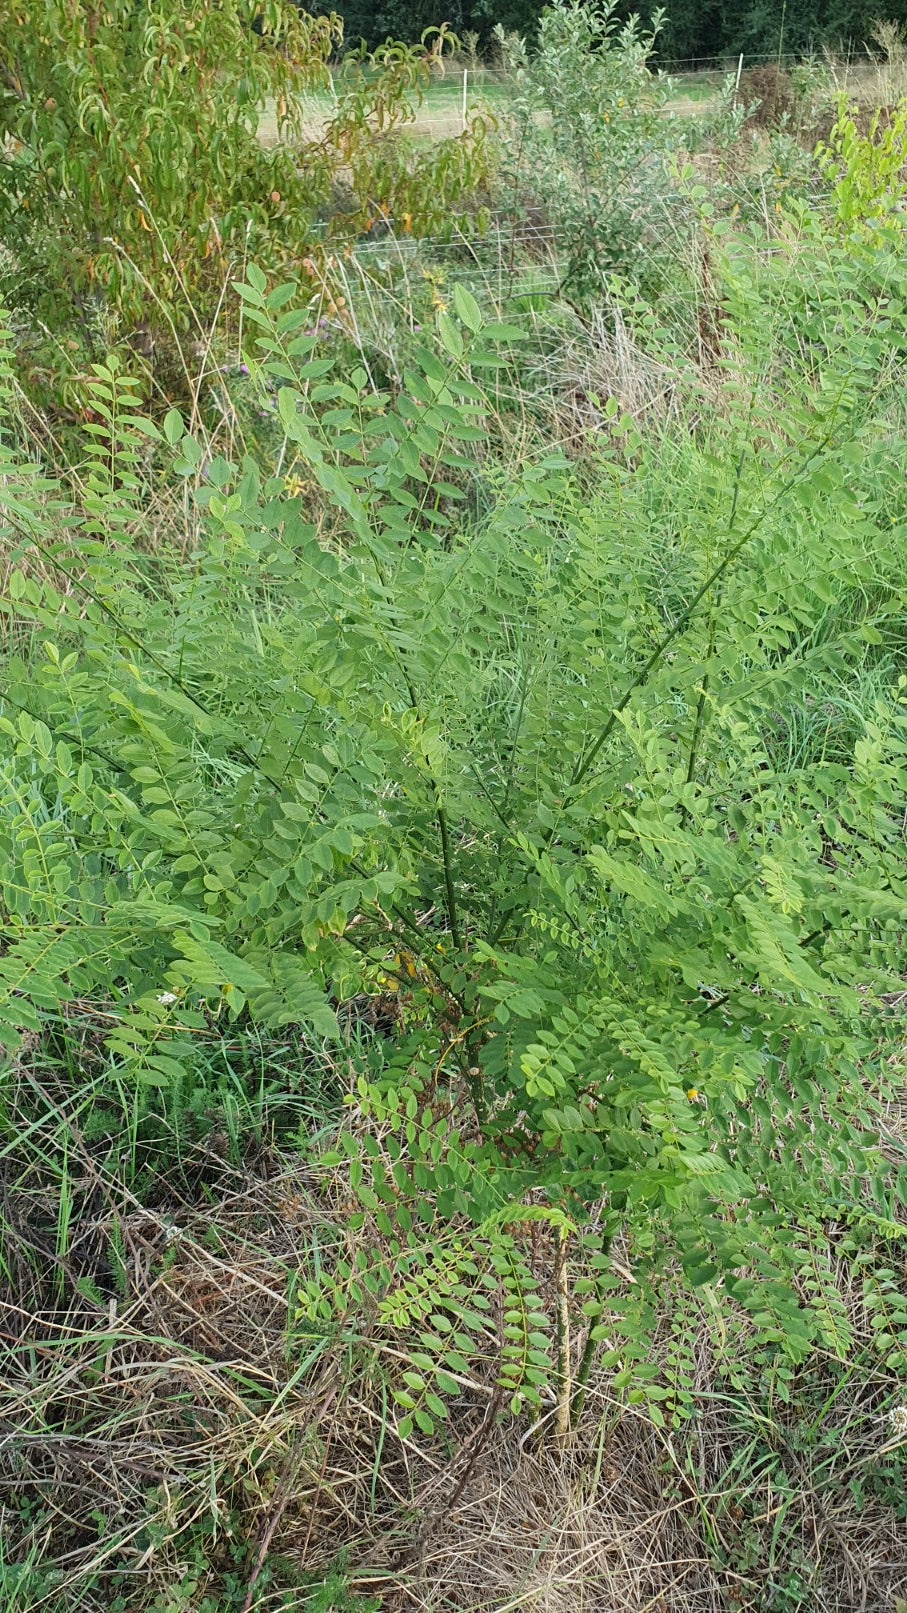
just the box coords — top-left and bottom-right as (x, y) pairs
(686, 1087), (699, 1101)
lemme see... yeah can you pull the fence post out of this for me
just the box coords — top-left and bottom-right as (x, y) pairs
(462, 67), (468, 133)
(735, 52), (744, 91)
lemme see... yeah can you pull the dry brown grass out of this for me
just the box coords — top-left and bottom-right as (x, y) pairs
(2, 1091), (906, 1613)
(831, 58), (907, 109)
(537, 302), (686, 451)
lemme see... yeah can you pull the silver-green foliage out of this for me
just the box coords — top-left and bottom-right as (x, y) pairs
(495, 0), (681, 298)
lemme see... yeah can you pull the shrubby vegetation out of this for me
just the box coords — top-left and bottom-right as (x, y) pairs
(494, 1), (679, 295)
(1, 4), (906, 1610)
(0, 0), (491, 412)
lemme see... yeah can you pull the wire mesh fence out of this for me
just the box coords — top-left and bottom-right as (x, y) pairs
(271, 47), (898, 145)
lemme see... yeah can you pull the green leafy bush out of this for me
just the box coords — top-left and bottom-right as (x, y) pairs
(817, 97), (907, 234)
(2, 188), (907, 1424)
(0, 0), (339, 328)
(0, 0), (492, 406)
(493, 0), (682, 298)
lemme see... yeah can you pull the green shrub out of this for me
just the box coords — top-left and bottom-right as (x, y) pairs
(1, 193), (907, 1426)
(0, 0), (339, 330)
(0, 1), (492, 404)
(493, 0), (683, 299)
(817, 97), (907, 234)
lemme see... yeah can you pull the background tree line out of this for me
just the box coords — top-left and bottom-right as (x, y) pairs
(300, 0), (907, 64)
